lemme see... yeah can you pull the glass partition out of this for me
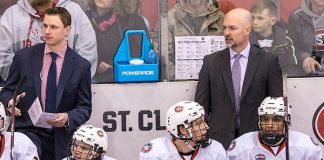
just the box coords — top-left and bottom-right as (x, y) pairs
(1, 0), (323, 84)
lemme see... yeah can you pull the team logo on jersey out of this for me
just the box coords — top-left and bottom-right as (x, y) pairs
(314, 29), (324, 51)
(255, 154), (266, 160)
(312, 102), (324, 145)
(29, 27), (45, 43)
(97, 130), (104, 137)
(174, 106), (184, 112)
(141, 142), (153, 153)
(227, 140), (236, 151)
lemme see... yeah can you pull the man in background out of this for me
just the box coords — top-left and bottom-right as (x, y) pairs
(0, 7), (92, 160)
(287, 0), (324, 75)
(0, 0), (97, 82)
(195, 8), (283, 149)
(0, 0), (17, 18)
(167, 0), (224, 80)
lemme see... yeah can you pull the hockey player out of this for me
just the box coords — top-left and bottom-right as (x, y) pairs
(0, 102), (39, 159)
(227, 97), (322, 159)
(63, 125), (116, 160)
(139, 101), (228, 160)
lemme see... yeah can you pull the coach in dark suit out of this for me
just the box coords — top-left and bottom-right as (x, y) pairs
(195, 8), (283, 149)
(0, 8), (91, 160)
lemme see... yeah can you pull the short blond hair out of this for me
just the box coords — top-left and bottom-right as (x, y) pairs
(251, 0), (277, 17)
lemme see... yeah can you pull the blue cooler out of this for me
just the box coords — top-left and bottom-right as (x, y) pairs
(114, 30), (159, 83)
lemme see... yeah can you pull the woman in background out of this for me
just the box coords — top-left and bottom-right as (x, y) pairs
(87, 0), (149, 83)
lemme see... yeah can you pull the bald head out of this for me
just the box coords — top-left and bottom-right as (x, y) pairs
(225, 8), (252, 27)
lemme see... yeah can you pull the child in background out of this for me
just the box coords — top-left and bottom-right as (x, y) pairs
(250, 0), (303, 77)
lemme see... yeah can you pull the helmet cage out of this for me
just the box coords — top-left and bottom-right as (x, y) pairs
(178, 116), (210, 148)
(258, 97), (288, 146)
(189, 117), (210, 148)
(70, 139), (103, 160)
(166, 101), (205, 138)
(69, 125), (107, 160)
(166, 101), (210, 148)
(259, 115), (285, 146)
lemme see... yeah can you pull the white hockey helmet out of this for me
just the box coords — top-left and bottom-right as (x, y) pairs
(166, 101), (205, 139)
(258, 97), (288, 146)
(0, 102), (7, 132)
(258, 97), (286, 117)
(71, 125), (107, 159)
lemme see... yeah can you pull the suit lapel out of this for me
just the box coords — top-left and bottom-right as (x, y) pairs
(241, 46), (261, 101)
(31, 44), (45, 100)
(219, 49), (235, 104)
(56, 48), (76, 109)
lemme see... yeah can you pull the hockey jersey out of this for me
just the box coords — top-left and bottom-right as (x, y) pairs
(227, 131), (322, 160)
(0, 132), (39, 160)
(139, 135), (228, 160)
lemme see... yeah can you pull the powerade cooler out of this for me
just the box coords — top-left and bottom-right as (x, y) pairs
(114, 30), (159, 82)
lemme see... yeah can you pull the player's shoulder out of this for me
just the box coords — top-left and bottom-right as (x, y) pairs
(289, 131), (320, 148)
(235, 132), (258, 144)
(12, 132), (34, 144)
(3, 132), (37, 151)
(204, 139), (227, 155)
(3, 131), (27, 138)
(140, 135), (174, 156)
(227, 132), (258, 152)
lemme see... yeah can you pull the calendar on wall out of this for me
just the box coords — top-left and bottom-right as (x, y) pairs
(174, 36), (226, 80)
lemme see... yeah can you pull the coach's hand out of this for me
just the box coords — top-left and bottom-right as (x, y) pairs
(48, 112), (69, 127)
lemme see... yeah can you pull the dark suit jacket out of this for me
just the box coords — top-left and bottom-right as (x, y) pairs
(195, 45), (283, 149)
(0, 43), (92, 159)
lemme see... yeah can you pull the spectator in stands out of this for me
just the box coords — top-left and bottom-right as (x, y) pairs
(63, 125), (116, 160)
(72, 0), (91, 11)
(0, 0), (98, 82)
(0, 7), (92, 160)
(139, 101), (228, 159)
(250, 0), (303, 77)
(167, 0), (224, 80)
(0, 102), (39, 159)
(227, 97), (322, 159)
(86, 0), (149, 83)
(287, 0), (324, 75)
(218, 0), (236, 14)
(134, 0), (151, 31)
(0, 0), (17, 18)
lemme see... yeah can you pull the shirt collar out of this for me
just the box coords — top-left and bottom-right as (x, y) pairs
(44, 42), (68, 59)
(229, 43), (251, 59)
